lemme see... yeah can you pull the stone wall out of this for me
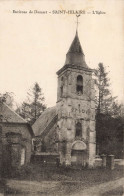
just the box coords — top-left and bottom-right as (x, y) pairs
(56, 66), (96, 167)
(57, 69), (94, 102)
(1, 123), (32, 169)
(95, 158), (123, 168)
(0, 126), (2, 176)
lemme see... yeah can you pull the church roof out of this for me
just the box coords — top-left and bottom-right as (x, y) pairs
(0, 102), (27, 123)
(67, 31), (84, 54)
(32, 106), (57, 136)
(64, 31), (88, 69)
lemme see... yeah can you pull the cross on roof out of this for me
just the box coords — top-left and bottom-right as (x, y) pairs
(76, 15), (80, 32)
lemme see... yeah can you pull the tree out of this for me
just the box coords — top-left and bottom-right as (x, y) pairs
(110, 101), (123, 118)
(94, 63), (116, 115)
(95, 63), (124, 157)
(17, 82), (46, 125)
(0, 92), (15, 109)
(96, 113), (124, 158)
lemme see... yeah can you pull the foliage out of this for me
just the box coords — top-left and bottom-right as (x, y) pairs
(110, 102), (123, 118)
(16, 82), (46, 125)
(96, 113), (124, 158)
(0, 92), (15, 108)
(94, 63), (117, 115)
(94, 64), (124, 157)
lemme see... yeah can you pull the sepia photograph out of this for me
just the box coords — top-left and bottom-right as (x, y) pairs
(0, 0), (124, 195)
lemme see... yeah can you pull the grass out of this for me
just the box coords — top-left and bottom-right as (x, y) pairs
(9, 163), (123, 183)
(0, 178), (6, 194)
(2, 164), (124, 196)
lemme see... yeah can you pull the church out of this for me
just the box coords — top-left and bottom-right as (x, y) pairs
(32, 27), (96, 168)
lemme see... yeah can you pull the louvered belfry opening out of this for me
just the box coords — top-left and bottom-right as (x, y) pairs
(77, 75), (83, 94)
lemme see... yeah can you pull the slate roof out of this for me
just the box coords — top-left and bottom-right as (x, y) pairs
(32, 106), (57, 136)
(63, 31), (89, 70)
(0, 102), (27, 123)
(0, 102), (34, 137)
(67, 31), (84, 54)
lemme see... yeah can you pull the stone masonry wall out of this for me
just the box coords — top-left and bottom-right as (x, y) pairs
(57, 67), (96, 167)
(0, 126), (2, 176)
(1, 123), (32, 164)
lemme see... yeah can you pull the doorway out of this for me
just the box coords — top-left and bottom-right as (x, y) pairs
(71, 150), (86, 167)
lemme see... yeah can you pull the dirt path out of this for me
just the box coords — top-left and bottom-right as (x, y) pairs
(6, 180), (60, 195)
(6, 177), (124, 196)
(71, 177), (124, 196)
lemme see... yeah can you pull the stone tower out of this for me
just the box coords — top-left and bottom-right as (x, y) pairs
(56, 31), (96, 168)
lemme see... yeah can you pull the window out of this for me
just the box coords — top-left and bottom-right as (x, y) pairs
(61, 77), (63, 82)
(33, 140), (37, 151)
(75, 122), (82, 138)
(77, 75), (83, 95)
(60, 86), (63, 97)
(60, 77), (64, 97)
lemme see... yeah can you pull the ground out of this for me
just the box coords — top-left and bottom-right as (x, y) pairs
(0, 163), (124, 196)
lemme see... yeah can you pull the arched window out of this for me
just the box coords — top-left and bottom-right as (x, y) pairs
(76, 75), (83, 95)
(75, 122), (82, 138)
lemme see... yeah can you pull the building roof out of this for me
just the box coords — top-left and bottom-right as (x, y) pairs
(64, 31), (88, 69)
(0, 102), (34, 137)
(0, 102), (27, 123)
(32, 106), (57, 136)
(68, 31), (84, 54)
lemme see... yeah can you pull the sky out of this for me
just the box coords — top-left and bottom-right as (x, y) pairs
(0, 0), (124, 107)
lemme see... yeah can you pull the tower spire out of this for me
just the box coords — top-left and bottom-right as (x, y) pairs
(76, 15), (80, 33)
(64, 15), (88, 68)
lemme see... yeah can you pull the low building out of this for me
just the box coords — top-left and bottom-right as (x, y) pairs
(0, 101), (34, 174)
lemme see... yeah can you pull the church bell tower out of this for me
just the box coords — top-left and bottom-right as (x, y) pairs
(56, 26), (96, 168)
